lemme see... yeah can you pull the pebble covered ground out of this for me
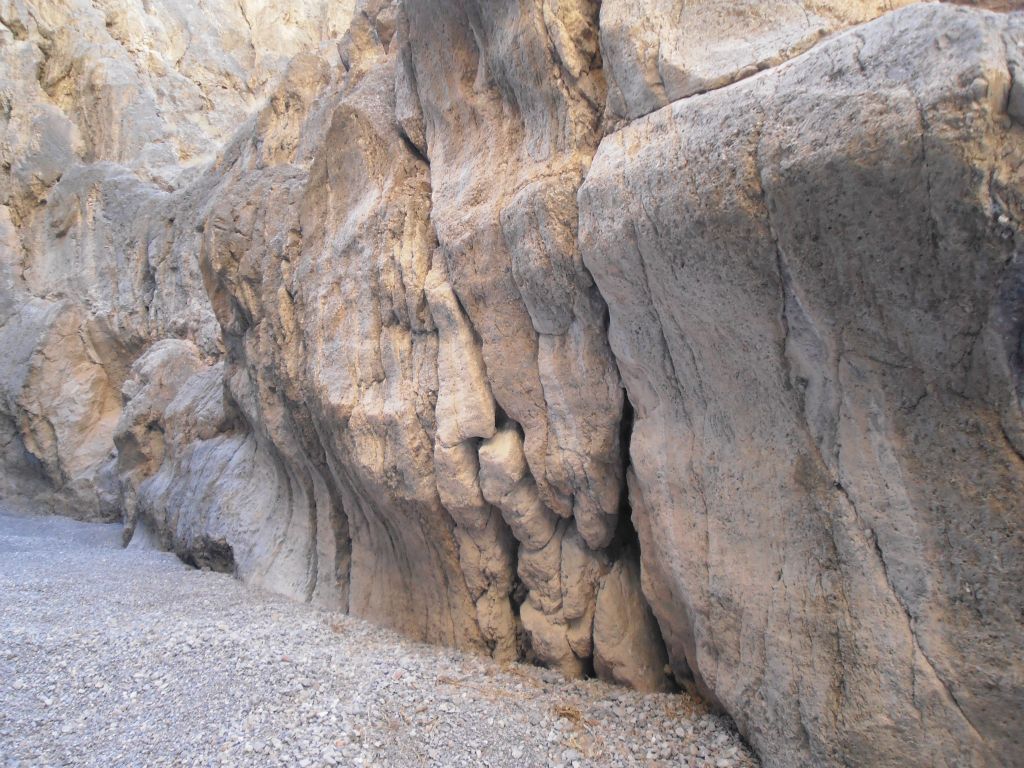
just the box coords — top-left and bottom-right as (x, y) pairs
(0, 508), (759, 768)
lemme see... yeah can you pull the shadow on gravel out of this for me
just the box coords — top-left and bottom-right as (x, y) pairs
(0, 506), (123, 552)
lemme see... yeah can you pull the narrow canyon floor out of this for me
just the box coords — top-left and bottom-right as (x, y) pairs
(0, 509), (757, 768)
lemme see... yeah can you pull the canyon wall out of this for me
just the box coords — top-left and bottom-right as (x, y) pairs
(1, 1), (1022, 766)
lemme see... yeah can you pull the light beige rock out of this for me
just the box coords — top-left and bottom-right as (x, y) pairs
(401, 0), (625, 554)
(0, 0), (358, 520)
(426, 264), (496, 449)
(580, 5), (1024, 766)
(1, 0), (631, 675)
(199, 27), (484, 643)
(593, 552), (672, 693)
(520, 599), (584, 677)
(1, 0), (354, 183)
(479, 427), (559, 549)
(599, 0), (918, 123)
(0, 297), (123, 517)
(1, 1), (1022, 767)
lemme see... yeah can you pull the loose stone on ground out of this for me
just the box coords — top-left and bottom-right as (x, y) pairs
(0, 509), (757, 768)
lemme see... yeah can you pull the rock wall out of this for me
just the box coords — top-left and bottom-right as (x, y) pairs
(1, 1), (1022, 767)
(1, 0), (356, 517)
(581, 7), (1024, 765)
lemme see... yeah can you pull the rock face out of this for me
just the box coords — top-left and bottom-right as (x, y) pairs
(1, 1), (1022, 767)
(580, 6), (1024, 765)
(0, 0), (356, 518)
(599, 0), (921, 122)
(593, 548), (672, 693)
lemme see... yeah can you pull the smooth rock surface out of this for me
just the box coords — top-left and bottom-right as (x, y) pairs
(580, 5), (1024, 766)
(599, 0), (919, 122)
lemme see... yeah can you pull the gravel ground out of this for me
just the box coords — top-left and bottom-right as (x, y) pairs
(0, 508), (758, 768)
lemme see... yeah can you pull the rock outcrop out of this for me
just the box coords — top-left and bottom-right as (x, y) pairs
(580, 6), (1024, 765)
(1, 1), (1022, 767)
(0, 0), (356, 518)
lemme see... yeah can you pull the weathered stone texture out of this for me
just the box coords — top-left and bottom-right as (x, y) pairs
(580, 5), (1024, 766)
(1, 1), (1022, 767)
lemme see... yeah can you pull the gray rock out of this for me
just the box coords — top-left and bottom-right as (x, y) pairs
(599, 0), (919, 122)
(579, 5), (1024, 767)
(1008, 65), (1024, 125)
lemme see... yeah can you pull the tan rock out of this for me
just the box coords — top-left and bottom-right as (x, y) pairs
(401, 0), (625, 551)
(479, 427), (559, 549)
(1, 2), (1021, 767)
(600, 0), (918, 123)
(593, 552), (672, 693)
(580, 5), (1024, 766)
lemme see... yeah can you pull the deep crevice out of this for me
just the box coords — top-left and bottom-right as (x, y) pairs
(605, 390), (681, 693)
(399, 129), (429, 165)
(181, 535), (236, 574)
(606, 391), (639, 561)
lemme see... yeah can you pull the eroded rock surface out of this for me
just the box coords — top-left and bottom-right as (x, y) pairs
(600, 0), (920, 122)
(0, 0), (357, 518)
(581, 5), (1024, 766)
(1, 1), (1022, 767)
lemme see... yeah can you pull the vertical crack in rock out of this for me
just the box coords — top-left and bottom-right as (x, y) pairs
(592, 390), (676, 693)
(859, 494), (987, 745)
